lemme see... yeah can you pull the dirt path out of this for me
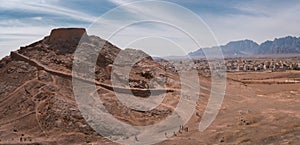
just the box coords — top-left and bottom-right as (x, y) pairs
(11, 51), (178, 95)
(0, 79), (38, 104)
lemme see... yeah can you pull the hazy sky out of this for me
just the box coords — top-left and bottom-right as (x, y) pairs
(1, 0), (300, 58)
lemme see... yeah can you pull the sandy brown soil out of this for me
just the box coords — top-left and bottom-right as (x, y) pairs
(157, 71), (300, 145)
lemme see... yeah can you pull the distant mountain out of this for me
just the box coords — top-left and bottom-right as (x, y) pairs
(221, 39), (259, 56)
(259, 36), (300, 54)
(189, 36), (300, 58)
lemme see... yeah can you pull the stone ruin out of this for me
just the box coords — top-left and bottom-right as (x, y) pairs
(47, 28), (88, 54)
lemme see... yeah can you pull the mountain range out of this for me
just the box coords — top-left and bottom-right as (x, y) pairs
(189, 36), (300, 58)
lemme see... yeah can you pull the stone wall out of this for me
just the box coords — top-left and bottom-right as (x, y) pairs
(49, 28), (87, 44)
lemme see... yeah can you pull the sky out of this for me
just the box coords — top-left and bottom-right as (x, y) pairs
(1, 0), (300, 58)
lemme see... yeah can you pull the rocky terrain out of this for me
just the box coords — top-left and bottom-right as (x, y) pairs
(0, 28), (182, 144)
(0, 28), (299, 144)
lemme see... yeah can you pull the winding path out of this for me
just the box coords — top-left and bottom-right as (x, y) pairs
(10, 51), (178, 97)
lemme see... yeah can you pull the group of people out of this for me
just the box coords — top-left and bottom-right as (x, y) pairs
(134, 125), (190, 142)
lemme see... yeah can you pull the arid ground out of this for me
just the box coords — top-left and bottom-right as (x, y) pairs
(158, 70), (300, 144)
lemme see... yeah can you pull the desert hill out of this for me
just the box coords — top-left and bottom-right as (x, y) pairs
(0, 28), (183, 144)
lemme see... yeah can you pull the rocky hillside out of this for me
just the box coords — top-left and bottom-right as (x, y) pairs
(0, 28), (181, 144)
(189, 36), (300, 58)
